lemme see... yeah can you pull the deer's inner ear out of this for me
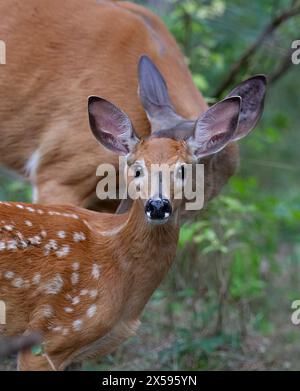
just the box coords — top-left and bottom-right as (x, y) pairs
(88, 96), (138, 155)
(189, 96), (241, 159)
(226, 75), (267, 140)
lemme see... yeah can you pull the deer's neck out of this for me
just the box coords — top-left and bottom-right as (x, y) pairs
(109, 200), (180, 317)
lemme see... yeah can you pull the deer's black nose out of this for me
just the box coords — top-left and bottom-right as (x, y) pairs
(145, 198), (172, 221)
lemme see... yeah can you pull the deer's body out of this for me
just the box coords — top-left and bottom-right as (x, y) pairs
(0, 0), (213, 211)
(0, 198), (177, 370)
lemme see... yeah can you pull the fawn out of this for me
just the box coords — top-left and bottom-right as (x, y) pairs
(0, 68), (266, 370)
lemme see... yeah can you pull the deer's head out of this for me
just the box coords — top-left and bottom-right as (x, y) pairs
(88, 56), (266, 225)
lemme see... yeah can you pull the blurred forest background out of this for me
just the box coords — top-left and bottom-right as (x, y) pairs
(1, 0), (300, 370)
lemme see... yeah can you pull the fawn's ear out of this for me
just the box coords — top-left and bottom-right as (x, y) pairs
(188, 96), (241, 159)
(88, 96), (138, 155)
(226, 75), (267, 140)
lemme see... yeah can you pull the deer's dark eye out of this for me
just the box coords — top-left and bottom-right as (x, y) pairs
(134, 167), (143, 178)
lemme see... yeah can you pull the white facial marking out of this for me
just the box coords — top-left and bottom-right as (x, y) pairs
(87, 304), (97, 318)
(73, 232), (86, 242)
(57, 231), (66, 239)
(72, 319), (82, 331)
(71, 272), (79, 285)
(4, 271), (14, 280)
(44, 274), (63, 294)
(92, 264), (100, 280)
(32, 273), (41, 285)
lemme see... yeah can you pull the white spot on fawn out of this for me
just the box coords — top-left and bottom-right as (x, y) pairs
(92, 264), (100, 280)
(32, 273), (41, 285)
(25, 220), (33, 227)
(28, 236), (42, 245)
(0, 241), (5, 250)
(4, 271), (14, 280)
(44, 239), (58, 255)
(41, 305), (53, 318)
(40, 230), (47, 238)
(12, 277), (24, 288)
(44, 274), (63, 294)
(57, 231), (66, 239)
(73, 232), (86, 242)
(16, 204), (24, 209)
(89, 289), (98, 299)
(56, 245), (70, 258)
(4, 225), (13, 231)
(80, 289), (88, 296)
(71, 272), (79, 285)
(64, 307), (73, 313)
(72, 296), (80, 305)
(87, 305), (97, 318)
(7, 240), (17, 250)
(72, 319), (82, 331)
(72, 262), (79, 271)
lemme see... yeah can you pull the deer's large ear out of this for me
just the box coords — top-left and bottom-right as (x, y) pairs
(188, 96), (241, 159)
(88, 96), (138, 155)
(226, 75), (267, 141)
(138, 55), (185, 133)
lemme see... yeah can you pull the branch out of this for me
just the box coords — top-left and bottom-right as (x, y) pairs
(0, 333), (42, 360)
(213, 4), (300, 98)
(269, 48), (294, 84)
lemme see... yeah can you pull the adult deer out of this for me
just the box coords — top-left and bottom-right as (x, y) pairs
(0, 0), (265, 213)
(0, 68), (265, 368)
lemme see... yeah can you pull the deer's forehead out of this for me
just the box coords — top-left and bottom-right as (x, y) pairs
(133, 138), (189, 165)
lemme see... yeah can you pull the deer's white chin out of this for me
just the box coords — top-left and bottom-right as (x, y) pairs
(145, 212), (170, 225)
